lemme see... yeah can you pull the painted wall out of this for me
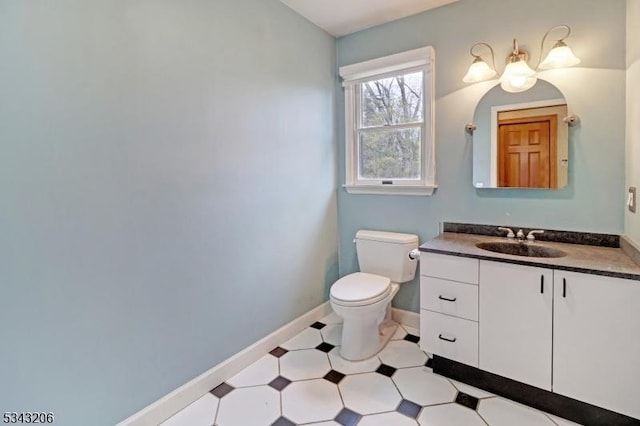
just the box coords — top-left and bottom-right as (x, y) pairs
(0, 1), (337, 425)
(627, 0), (640, 244)
(336, 0), (627, 312)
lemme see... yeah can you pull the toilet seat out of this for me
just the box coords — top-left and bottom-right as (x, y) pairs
(330, 272), (391, 307)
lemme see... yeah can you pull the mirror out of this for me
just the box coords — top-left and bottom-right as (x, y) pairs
(472, 80), (569, 189)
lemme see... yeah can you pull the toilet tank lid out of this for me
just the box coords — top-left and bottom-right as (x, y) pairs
(356, 230), (418, 244)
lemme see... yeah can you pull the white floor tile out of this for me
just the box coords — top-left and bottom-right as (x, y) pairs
(227, 354), (279, 387)
(279, 348), (331, 381)
(448, 378), (495, 399)
(159, 393), (218, 426)
(378, 340), (428, 368)
(281, 379), (343, 424)
(328, 347), (380, 375)
(306, 422), (341, 426)
(418, 403), (486, 426)
(320, 311), (343, 324)
(359, 411), (419, 425)
(478, 397), (556, 426)
(320, 323), (343, 346)
(339, 372), (402, 414)
(393, 366), (457, 406)
(215, 386), (280, 426)
(547, 413), (583, 426)
(281, 327), (323, 350)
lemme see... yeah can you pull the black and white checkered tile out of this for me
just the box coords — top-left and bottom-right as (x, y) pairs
(160, 312), (579, 426)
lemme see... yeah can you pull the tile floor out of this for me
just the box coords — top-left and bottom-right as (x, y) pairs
(160, 312), (581, 426)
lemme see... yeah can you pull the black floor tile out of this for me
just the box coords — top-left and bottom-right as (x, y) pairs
(268, 376), (291, 391)
(310, 321), (326, 330)
(210, 382), (234, 398)
(404, 334), (420, 343)
(376, 363), (397, 377)
(271, 416), (295, 426)
(455, 391), (479, 410)
(425, 357), (433, 368)
(397, 399), (421, 419)
(269, 347), (288, 358)
(323, 369), (346, 384)
(316, 342), (335, 353)
(335, 408), (362, 426)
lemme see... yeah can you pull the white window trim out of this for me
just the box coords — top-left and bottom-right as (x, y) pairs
(340, 46), (437, 196)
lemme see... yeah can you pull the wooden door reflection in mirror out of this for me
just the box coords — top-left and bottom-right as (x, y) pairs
(498, 111), (558, 188)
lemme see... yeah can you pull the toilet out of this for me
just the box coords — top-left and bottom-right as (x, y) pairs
(330, 230), (419, 361)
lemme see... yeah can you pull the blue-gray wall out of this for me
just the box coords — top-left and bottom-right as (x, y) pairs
(336, 0), (627, 312)
(0, 1), (337, 425)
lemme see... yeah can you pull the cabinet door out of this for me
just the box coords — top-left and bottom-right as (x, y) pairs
(479, 261), (553, 390)
(553, 271), (640, 419)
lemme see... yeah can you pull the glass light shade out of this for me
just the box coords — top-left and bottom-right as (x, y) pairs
(539, 42), (581, 69)
(463, 58), (497, 83)
(499, 58), (537, 93)
(500, 58), (536, 80)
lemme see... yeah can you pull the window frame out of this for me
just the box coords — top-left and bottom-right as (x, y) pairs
(340, 46), (437, 196)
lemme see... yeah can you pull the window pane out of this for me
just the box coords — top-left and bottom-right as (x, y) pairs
(360, 71), (423, 128)
(358, 128), (421, 180)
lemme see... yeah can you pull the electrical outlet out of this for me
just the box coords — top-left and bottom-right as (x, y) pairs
(629, 187), (637, 213)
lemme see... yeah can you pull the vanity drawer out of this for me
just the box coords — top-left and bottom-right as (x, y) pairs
(421, 277), (478, 321)
(420, 252), (479, 285)
(421, 310), (478, 367)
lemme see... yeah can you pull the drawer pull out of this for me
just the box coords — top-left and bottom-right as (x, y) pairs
(438, 334), (457, 343)
(540, 275), (544, 294)
(438, 295), (457, 302)
(563, 278), (567, 298)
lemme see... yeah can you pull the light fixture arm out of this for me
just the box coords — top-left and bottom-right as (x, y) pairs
(470, 42), (497, 73)
(535, 24), (572, 69)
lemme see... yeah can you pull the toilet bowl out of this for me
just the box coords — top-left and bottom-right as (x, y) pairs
(328, 230), (419, 361)
(330, 273), (400, 360)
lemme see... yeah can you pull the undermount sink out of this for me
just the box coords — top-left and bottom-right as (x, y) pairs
(476, 241), (567, 258)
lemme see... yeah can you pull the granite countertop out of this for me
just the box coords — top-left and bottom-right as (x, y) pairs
(420, 232), (640, 281)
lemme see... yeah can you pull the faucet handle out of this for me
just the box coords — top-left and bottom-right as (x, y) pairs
(516, 229), (525, 240)
(527, 230), (545, 241)
(498, 227), (515, 238)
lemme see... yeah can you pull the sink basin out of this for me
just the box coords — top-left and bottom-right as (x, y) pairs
(476, 242), (567, 258)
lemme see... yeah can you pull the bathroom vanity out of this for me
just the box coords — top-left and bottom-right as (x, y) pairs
(419, 224), (640, 426)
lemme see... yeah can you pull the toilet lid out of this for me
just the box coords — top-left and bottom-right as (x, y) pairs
(330, 273), (391, 305)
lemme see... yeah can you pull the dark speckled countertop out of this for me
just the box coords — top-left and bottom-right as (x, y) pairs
(420, 232), (640, 281)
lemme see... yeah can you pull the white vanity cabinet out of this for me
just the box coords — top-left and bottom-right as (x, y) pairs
(553, 271), (640, 419)
(478, 261), (553, 390)
(419, 252), (479, 367)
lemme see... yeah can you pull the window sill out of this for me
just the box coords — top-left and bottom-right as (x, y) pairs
(343, 184), (437, 196)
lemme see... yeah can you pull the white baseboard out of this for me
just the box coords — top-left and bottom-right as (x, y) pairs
(117, 301), (332, 426)
(392, 307), (420, 330)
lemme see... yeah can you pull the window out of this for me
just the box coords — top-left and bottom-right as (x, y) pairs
(340, 47), (436, 195)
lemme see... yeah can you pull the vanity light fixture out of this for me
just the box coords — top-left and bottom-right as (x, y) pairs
(462, 25), (581, 93)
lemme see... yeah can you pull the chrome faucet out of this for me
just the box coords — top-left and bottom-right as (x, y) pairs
(498, 227), (515, 239)
(526, 230), (545, 241)
(516, 229), (525, 241)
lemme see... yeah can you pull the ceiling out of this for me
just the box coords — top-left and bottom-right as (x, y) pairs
(280, 0), (459, 37)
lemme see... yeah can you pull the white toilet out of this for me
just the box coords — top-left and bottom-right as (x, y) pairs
(330, 230), (419, 361)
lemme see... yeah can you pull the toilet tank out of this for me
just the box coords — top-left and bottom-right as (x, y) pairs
(355, 230), (419, 283)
